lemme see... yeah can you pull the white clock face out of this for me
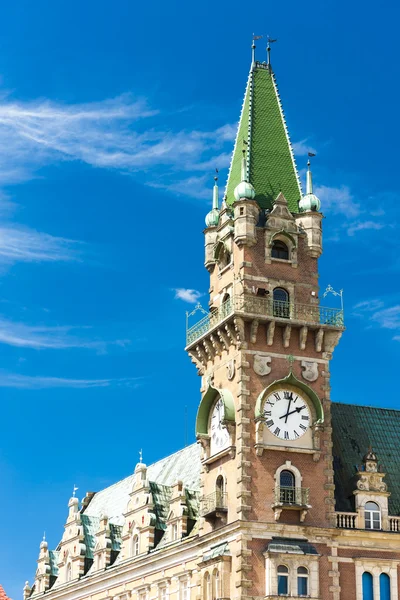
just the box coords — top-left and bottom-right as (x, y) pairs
(209, 397), (230, 454)
(262, 389), (311, 441)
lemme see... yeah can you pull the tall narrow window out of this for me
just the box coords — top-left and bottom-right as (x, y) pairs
(297, 567), (309, 596)
(380, 573), (391, 600)
(279, 470), (295, 504)
(66, 563), (72, 582)
(180, 580), (189, 600)
(132, 534), (139, 556)
(273, 287), (290, 318)
(271, 239), (289, 260)
(365, 501), (381, 530)
(277, 565), (289, 595)
(172, 522), (178, 541)
(362, 572), (374, 600)
(212, 570), (219, 600)
(204, 573), (211, 600)
(216, 475), (225, 508)
(159, 587), (167, 600)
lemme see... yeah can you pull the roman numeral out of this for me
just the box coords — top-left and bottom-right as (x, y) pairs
(301, 415), (309, 421)
(273, 427), (281, 436)
(266, 419), (274, 428)
(293, 430), (299, 438)
(266, 399), (274, 406)
(284, 431), (289, 440)
(273, 392), (281, 401)
(283, 391), (293, 400)
(299, 423), (307, 431)
(264, 410), (272, 416)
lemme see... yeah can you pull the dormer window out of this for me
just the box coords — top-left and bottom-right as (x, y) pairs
(132, 534), (139, 556)
(365, 501), (381, 530)
(271, 239), (289, 260)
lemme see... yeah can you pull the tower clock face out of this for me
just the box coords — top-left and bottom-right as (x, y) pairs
(262, 389), (311, 441)
(209, 397), (230, 454)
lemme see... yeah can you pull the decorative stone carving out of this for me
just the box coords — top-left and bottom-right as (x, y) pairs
(226, 359), (235, 381)
(253, 354), (272, 376)
(301, 360), (319, 382)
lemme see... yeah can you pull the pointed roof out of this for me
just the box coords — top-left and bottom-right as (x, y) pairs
(0, 585), (10, 600)
(225, 62), (302, 213)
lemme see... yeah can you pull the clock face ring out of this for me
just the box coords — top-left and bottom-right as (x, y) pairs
(209, 397), (230, 454)
(262, 388), (311, 441)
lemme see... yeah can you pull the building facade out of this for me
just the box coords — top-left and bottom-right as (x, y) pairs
(25, 52), (400, 600)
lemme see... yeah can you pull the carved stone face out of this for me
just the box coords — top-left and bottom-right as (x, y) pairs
(263, 389), (311, 441)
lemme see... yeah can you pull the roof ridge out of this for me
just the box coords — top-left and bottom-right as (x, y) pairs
(332, 401), (400, 413)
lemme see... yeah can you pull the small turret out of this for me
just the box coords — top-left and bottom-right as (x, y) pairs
(299, 159), (321, 212)
(233, 150), (259, 246)
(295, 156), (322, 258)
(205, 173), (220, 228)
(204, 173), (221, 271)
(23, 582), (31, 600)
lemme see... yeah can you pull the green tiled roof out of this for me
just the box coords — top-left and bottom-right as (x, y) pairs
(202, 541), (230, 562)
(225, 62), (301, 212)
(332, 402), (400, 515)
(48, 551), (59, 577)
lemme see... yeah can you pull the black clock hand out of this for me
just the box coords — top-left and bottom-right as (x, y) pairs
(283, 398), (292, 424)
(279, 405), (306, 419)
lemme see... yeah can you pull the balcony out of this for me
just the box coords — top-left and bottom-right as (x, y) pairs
(336, 512), (400, 532)
(186, 295), (344, 347)
(275, 486), (310, 506)
(272, 486), (310, 522)
(200, 491), (228, 518)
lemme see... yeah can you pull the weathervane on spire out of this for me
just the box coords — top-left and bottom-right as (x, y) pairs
(307, 151), (316, 168)
(252, 34), (263, 63)
(266, 35), (277, 67)
(72, 484), (78, 498)
(139, 449), (143, 463)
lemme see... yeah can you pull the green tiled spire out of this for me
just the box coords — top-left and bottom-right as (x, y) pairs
(225, 62), (302, 213)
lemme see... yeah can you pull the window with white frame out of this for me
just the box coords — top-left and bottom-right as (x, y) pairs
(66, 563), (72, 582)
(355, 560), (399, 600)
(172, 522), (178, 541)
(132, 534), (139, 556)
(138, 590), (148, 600)
(212, 569), (219, 600)
(277, 565), (289, 595)
(180, 579), (189, 600)
(297, 566), (309, 596)
(159, 587), (167, 600)
(204, 572), (211, 600)
(365, 501), (381, 530)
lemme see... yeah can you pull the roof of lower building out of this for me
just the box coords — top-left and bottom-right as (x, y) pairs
(331, 402), (400, 515)
(225, 62), (302, 212)
(0, 586), (10, 600)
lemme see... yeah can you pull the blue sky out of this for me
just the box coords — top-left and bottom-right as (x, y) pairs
(0, 0), (399, 596)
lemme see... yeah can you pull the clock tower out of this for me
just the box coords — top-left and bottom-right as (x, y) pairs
(186, 54), (344, 596)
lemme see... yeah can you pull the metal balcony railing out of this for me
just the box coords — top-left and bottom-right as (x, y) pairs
(200, 492), (228, 517)
(274, 486), (310, 506)
(186, 295), (344, 346)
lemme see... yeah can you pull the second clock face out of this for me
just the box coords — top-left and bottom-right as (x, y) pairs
(262, 388), (311, 441)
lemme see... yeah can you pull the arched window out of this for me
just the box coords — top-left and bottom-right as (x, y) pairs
(271, 239), (289, 260)
(216, 475), (225, 509)
(365, 501), (381, 530)
(132, 534), (139, 556)
(279, 470), (295, 504)
(362, 572), (374, 600)
(297, 567), (309, 596)
(212, 569), (219, 600)
(273, 287), (290, 318)
(380, 573), (391, 600)
(219, 247), (231, 270)
(204, 573), (211, 600)
(66, 563), (72, 582)
(277, 565), (289, 595)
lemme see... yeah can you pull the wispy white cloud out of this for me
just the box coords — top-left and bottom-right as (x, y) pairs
(346, 220), (385, 236)
(0, 373), (140, 389)
(0, 317), (130, 351)
(293, 139), (317, 157)
(353, 298), (400, 340)
(370, 305), (400, 330)
(174, 288), (203, 303)
(0, 226), (81, 263)
(0, 93), (235, 194)
(315, 184), (360, 217)
(353, 299), (385, 313)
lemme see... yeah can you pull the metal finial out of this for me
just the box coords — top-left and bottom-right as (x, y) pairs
(43, 531), (46, 542)
(252, 34), (262, 63)
(214, 168), (219, 182)
(287, 354), (295, 372)
(72, 484), (78, 497)
(139, 449), (143, 463)
(266, 36), (277, 67)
